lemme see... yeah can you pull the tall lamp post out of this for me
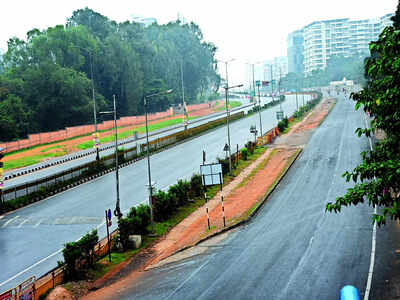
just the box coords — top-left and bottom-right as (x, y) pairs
(144, 89), (173, 232)
(247, 61), (264, 137)
(72, 46), (100, 161)
(224, 84), (243, 175)
(99, 95), (122, 219)
(180, 60), (188, 130)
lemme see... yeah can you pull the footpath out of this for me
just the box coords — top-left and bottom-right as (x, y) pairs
(62, 97), (336, 300)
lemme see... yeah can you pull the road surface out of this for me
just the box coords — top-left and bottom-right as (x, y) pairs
(109, 93), (381, 299)
(0, 94), (310, 291)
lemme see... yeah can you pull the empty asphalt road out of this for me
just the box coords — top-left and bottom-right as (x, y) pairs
(112, 93), (381, 300)
(0, 94), (310, 292)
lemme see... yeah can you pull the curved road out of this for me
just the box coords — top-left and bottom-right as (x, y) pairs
(107, 93), (380, 299)
(0, 94), (310, 292)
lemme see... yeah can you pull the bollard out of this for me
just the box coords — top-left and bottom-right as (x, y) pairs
(340, 285), (360, 300)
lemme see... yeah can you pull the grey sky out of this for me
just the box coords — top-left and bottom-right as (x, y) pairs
(0, 0), (397, 84)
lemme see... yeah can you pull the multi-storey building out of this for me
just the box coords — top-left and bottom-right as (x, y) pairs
(287, 30), (304, 74)
(288, 13), (394, 75)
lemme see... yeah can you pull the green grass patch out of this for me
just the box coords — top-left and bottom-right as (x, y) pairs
(77, 117), (197, 150)
(153, 197), (206, 237)
(86, 236), (155, 281)
(215, 100), (242, 112)
(4, 153), (66, 170)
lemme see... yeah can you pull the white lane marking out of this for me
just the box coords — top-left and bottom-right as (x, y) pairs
(18, 217), (31, 228)
(1, 199), (149, 287)
(0, 248), (63, 288)
(1, 216), (19, 228)
(363, 112), (377, 300)
(33, 219), (43, 228)
(164, 253), (216, 300)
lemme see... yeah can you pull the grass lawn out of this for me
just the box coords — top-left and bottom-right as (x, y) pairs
(77, 117), (196, 150)
(5, 146), (67, 171)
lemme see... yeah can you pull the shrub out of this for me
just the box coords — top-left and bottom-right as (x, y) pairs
(217, 157), (230, 176)
(169, 179), (190, 206)
(62, 230), (98, 280)
(153, 190), (177, 222)
(189, 173), (204, 198)
(241, 147), (249, 160)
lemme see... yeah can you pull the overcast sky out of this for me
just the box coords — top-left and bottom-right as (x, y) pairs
(0, 0), (397, 84)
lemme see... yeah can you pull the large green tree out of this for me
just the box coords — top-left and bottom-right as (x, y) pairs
(0, 8), (219, 141)
(326, 10), (400, 225)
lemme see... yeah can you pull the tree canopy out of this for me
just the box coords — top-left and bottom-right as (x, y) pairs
(0, 7), (220, 141)
(326, 9), (400, 225)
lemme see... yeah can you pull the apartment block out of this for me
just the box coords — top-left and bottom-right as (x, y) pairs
(288, 13), (394, 75)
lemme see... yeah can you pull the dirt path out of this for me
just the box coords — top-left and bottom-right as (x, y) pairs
(4, 101), (225, 167)
(77, 98), (335, 300)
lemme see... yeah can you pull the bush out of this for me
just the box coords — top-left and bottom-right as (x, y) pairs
(189, 173), (204, 198)
(62, 230), (98, 280)
(127, 204), (151, 234)
(153, 190), (177, 222)
(118, 204), (151, 250)
(169, 179), (190, 206)
(241, 147), (249, 160)
(217, 157), (230, 176)
(246, 141), (256, 154)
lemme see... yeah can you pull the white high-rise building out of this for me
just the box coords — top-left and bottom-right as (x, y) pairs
(288, 13), (394, 75)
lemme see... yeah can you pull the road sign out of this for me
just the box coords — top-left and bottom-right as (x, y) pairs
(276, 111), (284, 120)
(255, 80), (261, 87)
(107, 209), (112, 221)
(200, 163), (223, 186)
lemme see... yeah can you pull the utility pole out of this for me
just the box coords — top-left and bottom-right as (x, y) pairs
(99, 95), (122, 220)
(279, 68), (283, 112)
(252, 64), (256, 105)
(180, 60), (187, 130)
(257, 83), (263, 137)
(295, 78), (299, 111)
(270, 65), (274, 102)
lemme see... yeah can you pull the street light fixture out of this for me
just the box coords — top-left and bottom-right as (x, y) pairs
(99, 95), (122, 220)
(144, 89), (173, 232)
(71, 46), (100, 161)
(224, 83), (243, 175)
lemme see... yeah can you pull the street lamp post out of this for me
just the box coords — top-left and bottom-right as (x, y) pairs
(99, 95), (122, 220)
(224, 84), (243, 175)
(180, 61), (188, 130)
(144, 89), (173, 232)
(72, 46), (100, 161)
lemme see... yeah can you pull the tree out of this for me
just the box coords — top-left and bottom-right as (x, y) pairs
(326, 20), (400, 225)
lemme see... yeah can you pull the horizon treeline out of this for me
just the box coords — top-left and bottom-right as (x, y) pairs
(0, 8), (220, 141)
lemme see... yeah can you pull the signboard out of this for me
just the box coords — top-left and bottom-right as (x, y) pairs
(200, 163), (223, 186)
(107, 209), (112, 227)
(262, 81), (270, 86)
(276, 111), (284, 120)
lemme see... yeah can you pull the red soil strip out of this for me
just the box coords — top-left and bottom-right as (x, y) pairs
(4, 101), (225, 166)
